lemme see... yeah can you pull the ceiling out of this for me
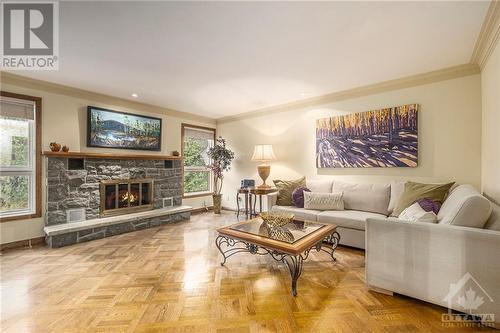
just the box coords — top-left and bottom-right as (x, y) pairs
(8, 1), (489, 119)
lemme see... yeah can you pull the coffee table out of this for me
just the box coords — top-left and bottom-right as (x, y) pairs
(215, 218), (340, 296)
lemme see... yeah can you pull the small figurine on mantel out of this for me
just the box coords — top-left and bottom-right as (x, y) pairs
(49, 142), (61, 152)
(172, 150), (180, 157)
(62, 145), (69, 152)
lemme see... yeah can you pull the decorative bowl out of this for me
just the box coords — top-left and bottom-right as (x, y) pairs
(259, 212), (294, 227)
(266, 225), (294, 242)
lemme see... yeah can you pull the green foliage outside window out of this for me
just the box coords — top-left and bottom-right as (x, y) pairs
(184, 136), (211, 193)
(11, 136), (28, 166)
(184, 171), (210, 193)
(0, 176), (29, 212)
(0, 117), (31, 213)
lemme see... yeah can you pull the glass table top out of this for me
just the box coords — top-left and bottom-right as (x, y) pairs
(229, 219), (326, 244)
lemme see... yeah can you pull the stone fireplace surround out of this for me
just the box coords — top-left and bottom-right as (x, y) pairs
(44, 154), (191, 247)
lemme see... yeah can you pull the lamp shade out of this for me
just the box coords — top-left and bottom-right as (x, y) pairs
(251, 144), (276, 162)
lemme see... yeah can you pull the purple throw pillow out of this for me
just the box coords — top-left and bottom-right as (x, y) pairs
(417, 198), (442, 215)
(292, 187), (311, 208)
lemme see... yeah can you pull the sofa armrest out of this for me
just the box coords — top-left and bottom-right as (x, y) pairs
(366, 218), (500, 327)
(266, 192), (278, 211)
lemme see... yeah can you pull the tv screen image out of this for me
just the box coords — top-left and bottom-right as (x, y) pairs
(87, 106), (162, 151)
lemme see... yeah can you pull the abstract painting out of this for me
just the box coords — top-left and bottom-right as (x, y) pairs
(316, 104), (418, 168)
(87, 106), (162, 151)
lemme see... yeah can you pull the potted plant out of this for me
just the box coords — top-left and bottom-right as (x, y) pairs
(207, 137), (235, 214)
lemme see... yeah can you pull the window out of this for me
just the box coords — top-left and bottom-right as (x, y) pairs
(0, 92), (41, 221)
(181, 124), (216, 197)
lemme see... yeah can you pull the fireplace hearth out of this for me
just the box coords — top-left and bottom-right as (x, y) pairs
(100, 178), (153, 216)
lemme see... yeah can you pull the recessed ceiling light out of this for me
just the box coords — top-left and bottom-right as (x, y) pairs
(131, 93), (138, 98)
(300, 92), (307, 97)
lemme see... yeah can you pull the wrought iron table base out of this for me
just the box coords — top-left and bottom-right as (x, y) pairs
(215, 231), (340, 296)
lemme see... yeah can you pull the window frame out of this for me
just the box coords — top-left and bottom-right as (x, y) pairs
(181, 123), (216, 199)
(0, 91), (42, 222)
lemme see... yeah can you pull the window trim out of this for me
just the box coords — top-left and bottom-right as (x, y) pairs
(181, 123), (216, 199)
(0, 91), (42, 223)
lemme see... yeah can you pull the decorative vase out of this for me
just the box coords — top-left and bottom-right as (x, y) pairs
(62, 145), (69, 152)
(49, 142), (61, 152)
(212, 194), (222, 214)
(257, 165), (271, 188)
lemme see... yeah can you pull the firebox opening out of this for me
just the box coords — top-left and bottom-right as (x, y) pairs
(100, 179), (154, 217)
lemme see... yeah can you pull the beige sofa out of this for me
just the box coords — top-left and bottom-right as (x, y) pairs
(267, 179), (500, 328)
(267, 180), (392, 248)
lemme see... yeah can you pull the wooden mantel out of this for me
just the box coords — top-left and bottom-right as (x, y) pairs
(43, 151), (183, 160)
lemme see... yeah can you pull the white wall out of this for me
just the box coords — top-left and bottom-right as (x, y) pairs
(218, 74), (483, 210)
(0, 80), (216, 244)
(481, 39), (500, 204)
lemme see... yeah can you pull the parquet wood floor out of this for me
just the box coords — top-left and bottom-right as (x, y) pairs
(0, 212), (495, 333)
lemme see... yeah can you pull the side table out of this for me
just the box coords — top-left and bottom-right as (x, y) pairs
(249, 187), (278, 216)
(236, 188), (256, 218)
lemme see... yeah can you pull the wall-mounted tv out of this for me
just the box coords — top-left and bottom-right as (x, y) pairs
(87, 106), (162, 151)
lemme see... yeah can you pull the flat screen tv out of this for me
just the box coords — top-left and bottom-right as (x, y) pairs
(87, 106), (162, 151)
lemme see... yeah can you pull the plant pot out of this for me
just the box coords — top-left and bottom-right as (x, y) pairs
(212, 194), (222, 214)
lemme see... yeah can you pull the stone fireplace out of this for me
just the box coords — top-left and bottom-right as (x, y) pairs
(100, 178), (154, 216)
(43, 153), (191, 247)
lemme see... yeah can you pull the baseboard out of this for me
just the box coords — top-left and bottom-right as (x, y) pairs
(221, 206), (238, 212)
(0, 236), (46, 252)
(191, 206), (213, 214)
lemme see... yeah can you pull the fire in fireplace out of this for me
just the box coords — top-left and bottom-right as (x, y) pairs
(100, 179), (153, 216)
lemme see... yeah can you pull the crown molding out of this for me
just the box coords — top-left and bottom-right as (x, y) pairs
(217, 63), (480, 124)
(0, 72), (216, 124)
(470, 0), (500, 68)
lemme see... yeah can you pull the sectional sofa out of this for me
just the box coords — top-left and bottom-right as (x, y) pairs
(266, 179), (500, 328)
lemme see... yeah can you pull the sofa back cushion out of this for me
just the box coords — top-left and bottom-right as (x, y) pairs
(306, 179), (334, 193)
(388, 181), (406, 215)
(437, 185), (492, 228)
(484, 202), (500, 231)
(332, 181), (390, 215)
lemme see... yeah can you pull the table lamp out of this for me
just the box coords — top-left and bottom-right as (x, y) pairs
(251, 144), (276, 189)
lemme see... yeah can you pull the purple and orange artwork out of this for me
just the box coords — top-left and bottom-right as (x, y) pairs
(316, 104), (418, 168)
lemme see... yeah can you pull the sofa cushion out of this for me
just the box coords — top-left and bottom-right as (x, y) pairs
(271, 205), (321, 221)
(388, 181), (459, 215)
(292, 187), (310, 208)
(392, 181), (455, 217)
(304, 191), (344, 210)
(398, 202), (438, 223)
(416, 198), (441, 215)
(388, 180), (406, 214)
(438, 185), (492, 228)
(273, 177), (306, 206)
(317, 210), (387, 231)
(332, 181), (390, 215)
(306, 179), (334, 193)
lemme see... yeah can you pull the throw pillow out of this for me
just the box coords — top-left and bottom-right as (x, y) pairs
(416, 198), (441, 215)
(303, 191), (344, 211)
(292, 187), (311, 208)
(392, 181), (455, 217)
(273, 177), (306, 206)
(398, 202), (438, 223)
